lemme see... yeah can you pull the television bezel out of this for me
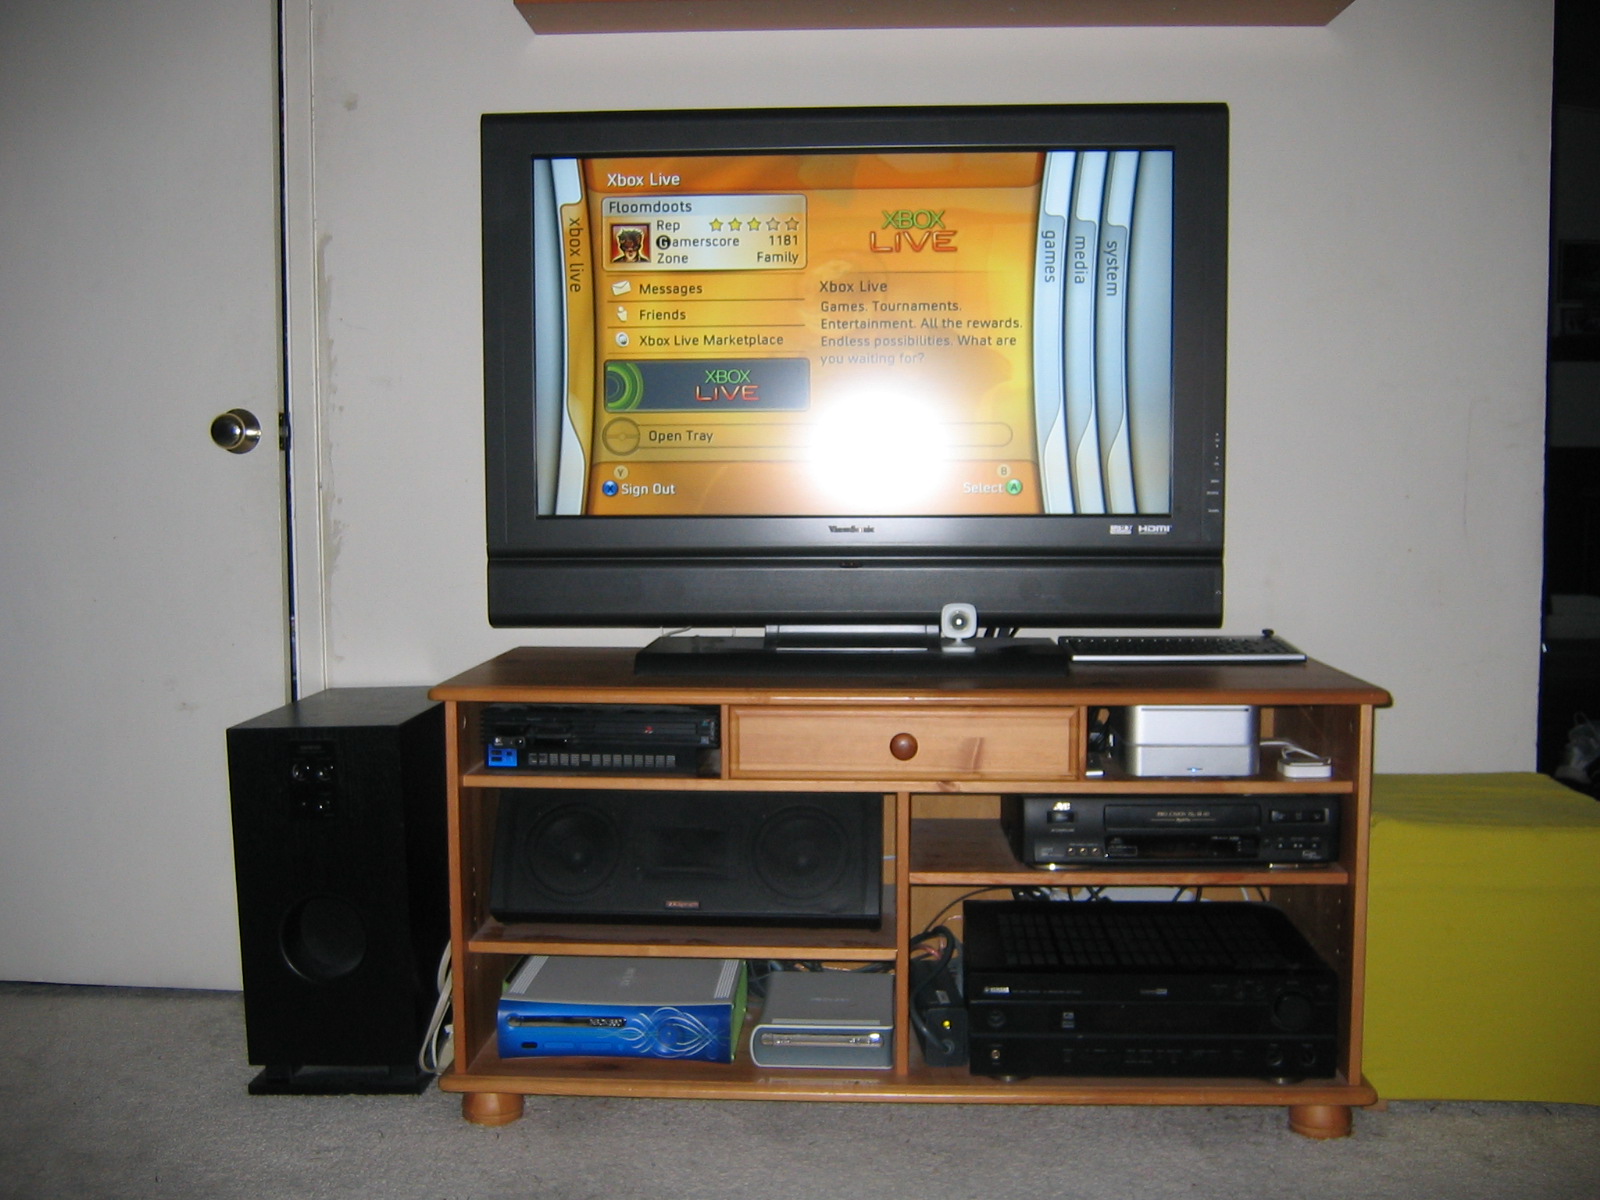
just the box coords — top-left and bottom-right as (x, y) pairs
(481, 103), (1229, 629)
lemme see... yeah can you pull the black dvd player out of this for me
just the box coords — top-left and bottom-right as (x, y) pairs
(1001, 795), (1340, 868)
(480, 703), (719, 776)
(964, 900), (1339, 1080)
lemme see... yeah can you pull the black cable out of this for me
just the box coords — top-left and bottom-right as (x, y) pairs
(919, 886), (1005, 933)
(908, 926), (962, 1059)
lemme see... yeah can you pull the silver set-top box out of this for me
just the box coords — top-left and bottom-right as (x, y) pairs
(1111, 704), (1259, 777)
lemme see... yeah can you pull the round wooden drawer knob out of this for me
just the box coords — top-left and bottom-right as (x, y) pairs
(889, 732), (918, 761)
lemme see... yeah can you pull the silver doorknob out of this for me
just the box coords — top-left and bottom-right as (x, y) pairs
(210, 408), (263, 454)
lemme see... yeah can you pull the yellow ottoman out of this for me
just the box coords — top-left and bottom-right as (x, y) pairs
(1364, 773), (1600, 1104)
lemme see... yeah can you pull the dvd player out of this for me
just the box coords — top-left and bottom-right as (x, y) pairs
(964, 900), (1339, 1080)
(1001, 795), (1340, 868)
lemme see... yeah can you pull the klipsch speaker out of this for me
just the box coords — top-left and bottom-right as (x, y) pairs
(490, 790), (883, 926)
(226, 688), (447, 1094)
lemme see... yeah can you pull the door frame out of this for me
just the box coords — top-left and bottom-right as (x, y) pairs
(280, 0), (329, 698)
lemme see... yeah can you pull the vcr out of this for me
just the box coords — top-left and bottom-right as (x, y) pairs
(1001, 794), (1340, 868)
(481, 704), (719, 776)
(964, 900), (1339, 1081)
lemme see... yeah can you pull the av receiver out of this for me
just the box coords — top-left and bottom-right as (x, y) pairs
(1001, 794), (1340, 868)
(964, 900), (1339, 1081)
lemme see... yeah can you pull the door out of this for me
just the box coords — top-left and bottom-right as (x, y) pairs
(0, 1), (291, 987)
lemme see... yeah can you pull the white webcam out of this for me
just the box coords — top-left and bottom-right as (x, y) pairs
(940, 602), (979, 648)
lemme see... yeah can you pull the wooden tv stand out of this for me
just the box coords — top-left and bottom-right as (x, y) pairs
(430, 646), (1389, 1137)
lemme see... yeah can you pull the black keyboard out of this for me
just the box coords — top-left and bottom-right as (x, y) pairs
(1060, 631), (1306, 663)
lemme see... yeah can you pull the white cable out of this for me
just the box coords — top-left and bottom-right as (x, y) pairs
(1260, 737), (1333, 779)
(418, 942), (455, 1077)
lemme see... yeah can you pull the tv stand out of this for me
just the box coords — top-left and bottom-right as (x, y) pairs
(634, 631), (1068, 677)
(431, 646), (1388, 1137)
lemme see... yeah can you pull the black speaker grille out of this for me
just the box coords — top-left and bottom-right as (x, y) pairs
(490, 790), (881, 925)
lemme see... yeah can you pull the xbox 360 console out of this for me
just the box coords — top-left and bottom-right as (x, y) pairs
(498, 955), (748, 1063)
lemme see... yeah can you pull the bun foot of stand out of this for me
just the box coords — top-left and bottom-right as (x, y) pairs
(1287, 1104), (1352, 1139)
(462, 1092), (525, 1126)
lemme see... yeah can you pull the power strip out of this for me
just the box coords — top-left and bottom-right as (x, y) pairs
(910, 946), (967, 1067)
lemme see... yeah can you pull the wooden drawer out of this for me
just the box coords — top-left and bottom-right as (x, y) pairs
(728, 706), (1079, 780)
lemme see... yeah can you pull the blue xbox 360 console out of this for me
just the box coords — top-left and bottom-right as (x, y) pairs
(497, 956), (747, 1062)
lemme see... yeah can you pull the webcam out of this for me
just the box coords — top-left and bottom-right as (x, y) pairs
(940, 602), (979, 650)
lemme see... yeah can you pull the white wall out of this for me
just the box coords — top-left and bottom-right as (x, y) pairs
(301, 0), (1552, 773)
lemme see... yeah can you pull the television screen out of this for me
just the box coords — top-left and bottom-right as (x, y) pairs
(535, 146), (1174, 520)
(482, 105), (1227, 635)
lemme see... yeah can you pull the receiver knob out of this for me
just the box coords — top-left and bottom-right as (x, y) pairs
(1271, 991), (1314, 1032)
(889, 733), (918, 761)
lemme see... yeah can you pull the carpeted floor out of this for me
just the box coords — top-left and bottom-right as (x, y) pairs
(1, 981), (1596, 1200)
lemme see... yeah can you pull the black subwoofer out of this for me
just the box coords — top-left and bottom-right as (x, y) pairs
(226, 688), (447, 1094)
(490, 790), (882, 926)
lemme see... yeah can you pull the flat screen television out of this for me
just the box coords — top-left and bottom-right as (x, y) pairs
(481, 104), (1229, 665)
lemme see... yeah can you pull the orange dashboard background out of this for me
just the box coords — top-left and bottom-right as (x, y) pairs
(565, 152), (1047, 516)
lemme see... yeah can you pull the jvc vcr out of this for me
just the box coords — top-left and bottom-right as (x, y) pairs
(1002, 795), (1340, 867)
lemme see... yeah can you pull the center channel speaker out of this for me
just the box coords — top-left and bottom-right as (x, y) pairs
(490, 790), (882, 926)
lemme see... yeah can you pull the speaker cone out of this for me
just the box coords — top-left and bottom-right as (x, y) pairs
(752, 805), (850, 901)
(280, 895), (367, 982)
(520, 803), (621, 898)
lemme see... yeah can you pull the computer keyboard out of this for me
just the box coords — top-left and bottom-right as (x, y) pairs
(1059, 630), (1307, 663)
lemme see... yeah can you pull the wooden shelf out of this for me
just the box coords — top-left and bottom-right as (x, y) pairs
(463, 769), (1352, 794)
(434, 645), (1388, 707)
(433, 646), (1386, 1137)
(513, 0), (1356, 35)
(444, 1042), (1376, 1108)
(1074, 772), (1353, 794)
(468, 901), (900, 962)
